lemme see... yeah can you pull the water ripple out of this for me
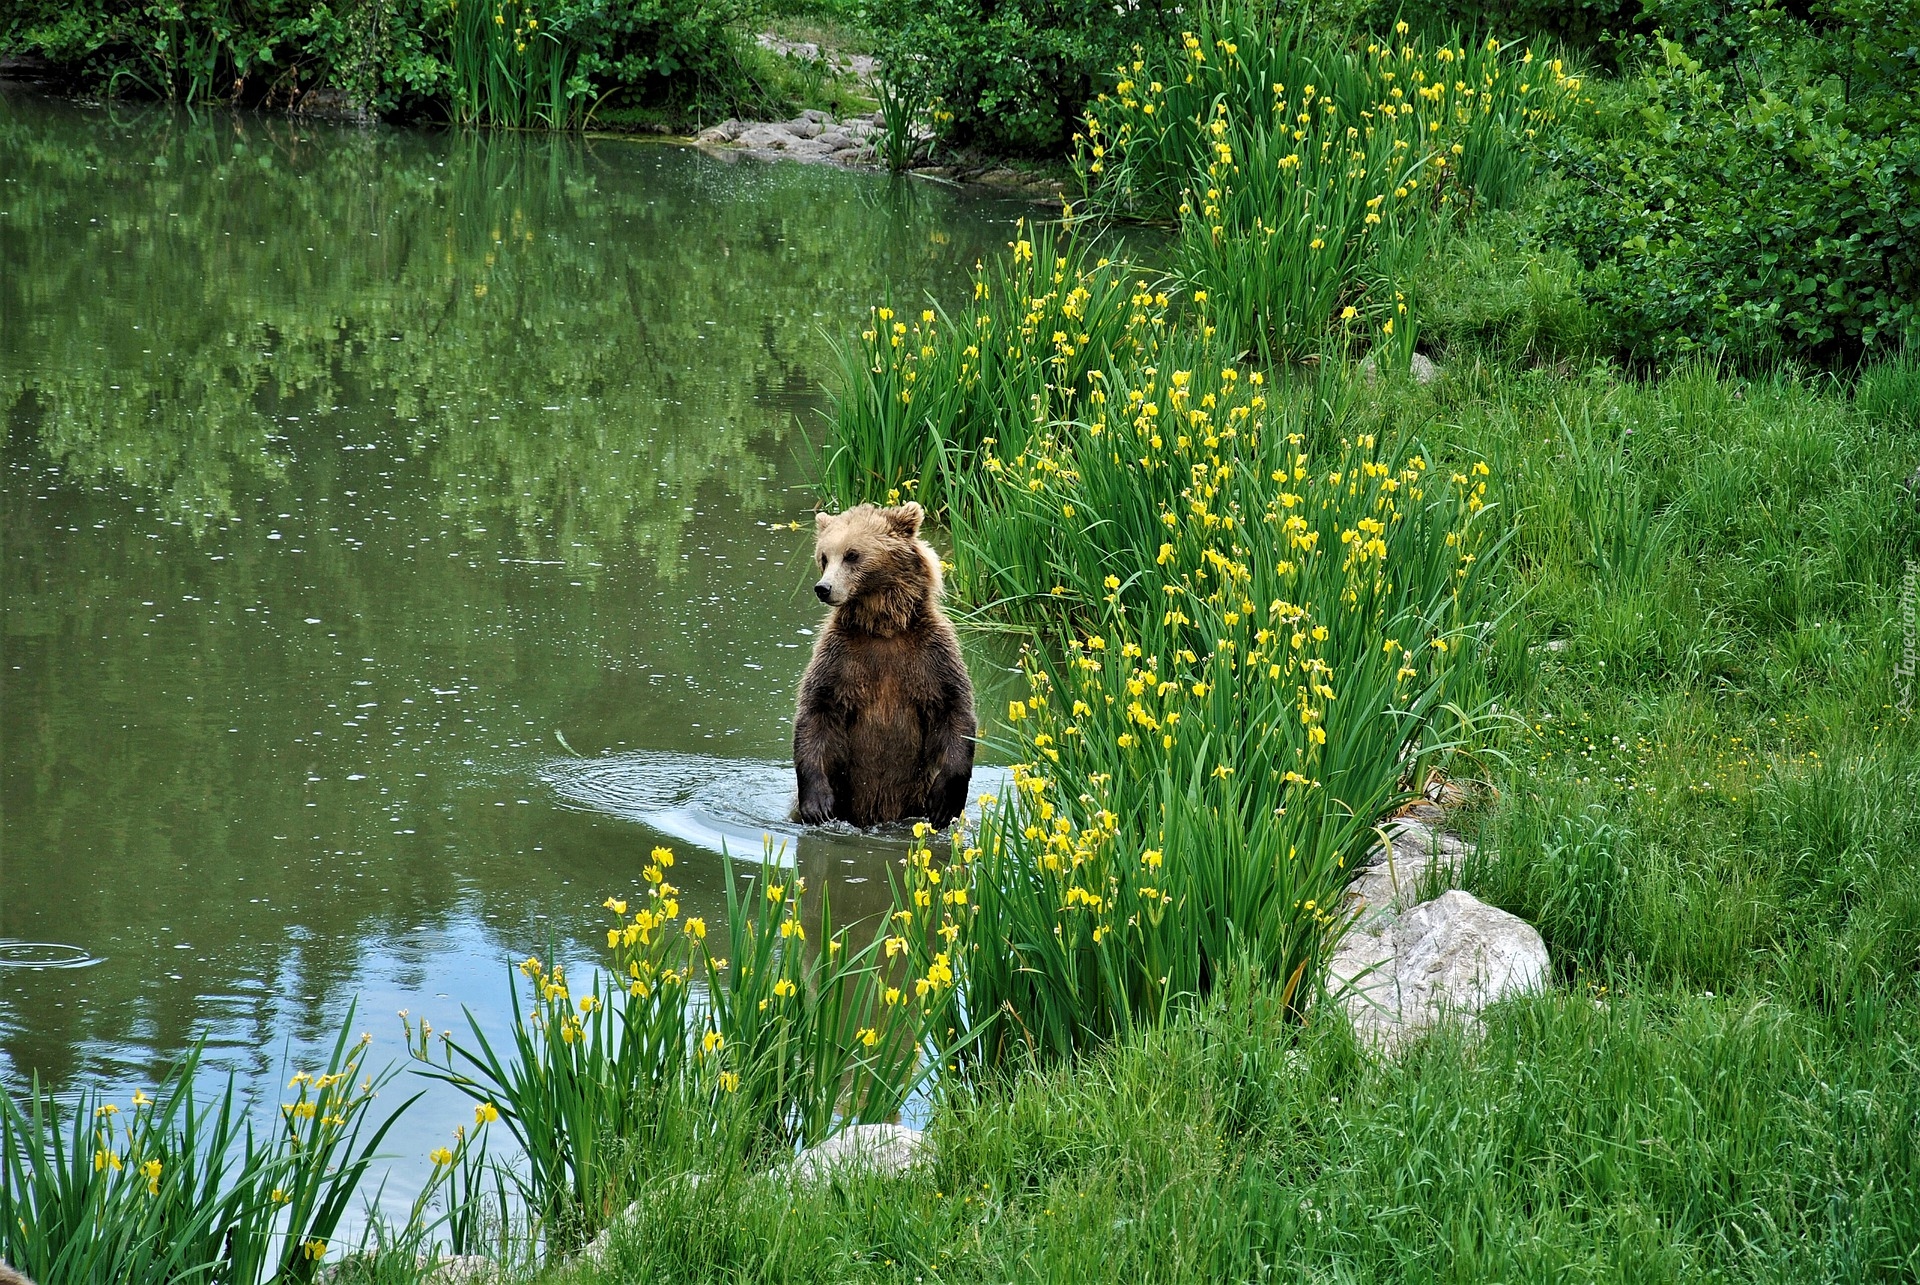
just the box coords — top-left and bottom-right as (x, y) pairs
(0, 941), (103, 970)
(540, 750), (1011, 860)
(542, 750), (805, 861)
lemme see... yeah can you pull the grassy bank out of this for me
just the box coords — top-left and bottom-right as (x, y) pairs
(569, 354), (1920, 1282)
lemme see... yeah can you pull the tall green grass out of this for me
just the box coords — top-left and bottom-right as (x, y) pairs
(894, 354), (1501, 1066)
(414, 844), (949, 1255)
(561, 974), (1920, 1283)
(1, 1005), (418, 1283)
(821, 220), (1164, 513)
(442, 0), (584, 129)
(576, 348), (1920, 1282)
(1075, 7), (1578, 360)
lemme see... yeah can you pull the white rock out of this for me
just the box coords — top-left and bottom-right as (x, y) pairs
(577, 1199), (643, 1270)
(1357, 350), (1441, 385)
(790, 1123), (927, 1182)
(1330, 887), (1548, 1052)
(426, 1256), (504, 1284)
(1348, 817), (1469, 912)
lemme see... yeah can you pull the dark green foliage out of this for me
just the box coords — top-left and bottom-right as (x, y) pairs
(1443, 0), (1643, 49)
(562, 0), (768, 110)
(1545, 2), (1920, 367)
(1, 0), (449, 113)
(1, 0), (780, 122)
(860, 0), (1177, 155)
(1352, 0), (1648, 56)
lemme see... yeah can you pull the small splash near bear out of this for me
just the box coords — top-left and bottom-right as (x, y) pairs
(794, 502), (976, 828)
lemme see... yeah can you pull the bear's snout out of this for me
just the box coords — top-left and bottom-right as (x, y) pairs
(815, 581), (834, 603)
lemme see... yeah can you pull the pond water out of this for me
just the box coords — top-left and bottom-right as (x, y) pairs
(0, 93), (1032, 1217)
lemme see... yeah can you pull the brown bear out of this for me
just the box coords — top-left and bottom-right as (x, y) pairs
(794, 502), (975, 828)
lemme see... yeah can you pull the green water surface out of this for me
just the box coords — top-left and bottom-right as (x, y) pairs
(0, 92), (1027, 1200)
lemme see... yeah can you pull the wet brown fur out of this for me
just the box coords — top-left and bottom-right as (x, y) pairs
(795, 503), (976, 827)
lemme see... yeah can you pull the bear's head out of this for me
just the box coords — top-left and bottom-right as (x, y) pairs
(812, 502), (940, 633)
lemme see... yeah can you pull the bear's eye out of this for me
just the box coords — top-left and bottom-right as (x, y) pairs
(843, 548), (861, 565)
(819, 553), (827, 568)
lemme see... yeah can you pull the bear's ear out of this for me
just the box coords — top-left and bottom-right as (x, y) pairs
(814, 510), (834, 531)
(886, 501), (925, 537)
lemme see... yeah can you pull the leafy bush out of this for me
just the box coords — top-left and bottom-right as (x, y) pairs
(1, 0), (774, 122)
(1545, 5), (1920, 367)
(1418, 0), (1643, 55)
(3, 0), (451, 114)
(860, 0), (1178, 155)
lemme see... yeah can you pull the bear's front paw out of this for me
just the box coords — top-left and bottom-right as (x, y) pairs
(797, 795), (836, 825)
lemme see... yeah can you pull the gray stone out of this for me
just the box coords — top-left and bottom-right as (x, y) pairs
(734, 124), (790, 150)
(425, 1256), (504, 1285)
(787, 117), (823, 139)
(1358, 350), (1441, 385)
(755, 33), (817, 60)
(1329, 883), (1548, 1053)
(790, 1123), (927, 1182)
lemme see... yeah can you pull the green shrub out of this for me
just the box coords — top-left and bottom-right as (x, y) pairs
(2, 0), (450, 114)
(1420, 0), (1643, 55)
(860, 0), (1178, 155)
(1545, 6), (1920, 367)
(1, 0), (774, 122)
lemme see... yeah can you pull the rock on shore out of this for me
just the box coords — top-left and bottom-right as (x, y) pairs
(1329, 813), (1550, 1051)
(694, 110), (883, 167)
